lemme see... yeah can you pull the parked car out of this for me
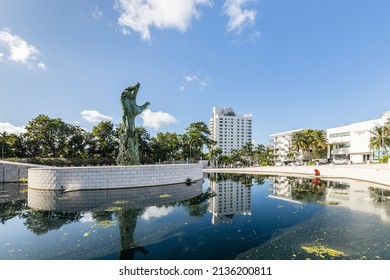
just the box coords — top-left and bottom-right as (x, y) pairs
(287, 161), (304, 166)
(332, 158), (350, 165)
(313, 158), (329, 165)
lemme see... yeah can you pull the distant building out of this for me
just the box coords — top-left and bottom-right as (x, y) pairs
(269, 111), (390, 165)
(209, 107), (252, 155)
(269, 128), (303, 166)
(326, 111), (390, 163)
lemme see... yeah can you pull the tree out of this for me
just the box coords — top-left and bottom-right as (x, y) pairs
(292, 129), (327, 161)
(263, 146), (276, 165)
(309, 129), (328, 159)
(253, 144), (266, 164)
(65, 125), (90, 159)
(369, 124), (390, 156)
(240, 142), (254, 166)
(24, 114), (72, 158)
(0, 132), (8, 158)
(185, 122), (215, 160)
(92, 121), (117, 159)
(218, 154), (233, 167)
(135, 126), (154, 163)
(292, 131), (310, 161)
(6, 133), (27, 158)
(208, 147), (222, 161)
(286, 151), (297, 162)
(150, 132), (181, 162)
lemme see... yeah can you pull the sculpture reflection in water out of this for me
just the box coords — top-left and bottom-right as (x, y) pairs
(27, 180), (203, 259)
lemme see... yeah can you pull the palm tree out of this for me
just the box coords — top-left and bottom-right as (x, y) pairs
(292, 131), (310, 161)
(287, 151), (297, 162)
(240, 142), (254, 165)
(208, 147), (222, 167)
(369, 124), (390, 156)
(254, 144), (266, 164)
(310, 130), (328, 158)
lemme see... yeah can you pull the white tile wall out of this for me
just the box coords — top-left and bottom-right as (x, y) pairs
(28, 162), (203, 191)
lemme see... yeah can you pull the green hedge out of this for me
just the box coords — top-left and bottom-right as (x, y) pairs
(379, 156), (389, 163)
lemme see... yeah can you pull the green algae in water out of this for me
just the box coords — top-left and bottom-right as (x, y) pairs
(92, 221), (117, 228)
(317, 201), (340, 205)
(302, 245), (346, 258)
(113, 200), (128, 205)
(104, 206), (122, 212)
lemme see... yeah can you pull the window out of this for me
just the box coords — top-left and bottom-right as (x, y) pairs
(329, 132), (350, 138)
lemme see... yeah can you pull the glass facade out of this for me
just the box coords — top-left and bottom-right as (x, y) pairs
(329, 132), (350, 138)
(372, 147), (390, 161)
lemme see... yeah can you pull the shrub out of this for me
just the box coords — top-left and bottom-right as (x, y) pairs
(380, 156), (389, 163)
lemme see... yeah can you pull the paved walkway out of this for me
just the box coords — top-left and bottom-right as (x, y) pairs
(204, 163), (390, 187)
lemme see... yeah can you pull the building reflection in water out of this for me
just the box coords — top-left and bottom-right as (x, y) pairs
(208, 174), (252, 224)
(268, 175), (390, 223)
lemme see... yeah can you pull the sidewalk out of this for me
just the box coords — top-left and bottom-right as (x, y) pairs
(204, 163), (390, 187)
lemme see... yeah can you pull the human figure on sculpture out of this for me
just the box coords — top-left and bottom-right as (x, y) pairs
(120, 82), (150, 132)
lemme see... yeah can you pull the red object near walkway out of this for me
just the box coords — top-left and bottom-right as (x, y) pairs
(314, 169), (320, 176)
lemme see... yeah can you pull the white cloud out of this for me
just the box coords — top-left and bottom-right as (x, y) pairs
(81, 110), (113, 123)
(223, 0), (257, 33)
(80, 213), (95, 223)
(140, 109), (177, 130)
(232, 29), (260, 45)
(92, 5), (103, 20)
(0, 122), (26, 135)
(0, 28), (46, 70)
(180, 73), (210, 92)
(141, 206), (175, 221)
(115, 0), (212, 41)
(36, 62), (46, 70)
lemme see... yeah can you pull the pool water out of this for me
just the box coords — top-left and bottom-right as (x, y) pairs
(1, 173), (390, 260)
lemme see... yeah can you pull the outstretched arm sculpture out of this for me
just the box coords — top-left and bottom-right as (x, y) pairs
(117, 82), (150, 166)
(120, 82), (150, 132)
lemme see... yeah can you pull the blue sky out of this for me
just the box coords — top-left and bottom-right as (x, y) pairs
(1, 0), (390, 145)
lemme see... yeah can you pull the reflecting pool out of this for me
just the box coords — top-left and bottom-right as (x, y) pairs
(1, 173), (390, 260)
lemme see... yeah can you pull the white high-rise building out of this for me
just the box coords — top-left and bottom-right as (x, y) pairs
(209, 107), (252, 155)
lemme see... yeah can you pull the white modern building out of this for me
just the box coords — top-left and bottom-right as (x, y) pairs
(268, 111), (390, 165)
(209, 107), (252, 155)
(327, 111), (390, 163)
(269, 128), (303, 166)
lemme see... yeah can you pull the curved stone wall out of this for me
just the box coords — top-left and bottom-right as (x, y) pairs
(28, 162), (203, 191)
(0, 160), (43, 183)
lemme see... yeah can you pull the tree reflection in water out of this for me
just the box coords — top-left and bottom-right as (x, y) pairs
(288, 177), (327, 203)
(207, 173), (269, 187)
(22, 211), (82, 235)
